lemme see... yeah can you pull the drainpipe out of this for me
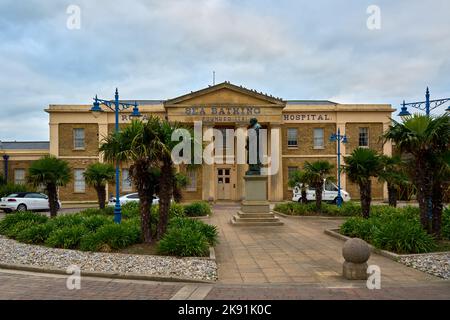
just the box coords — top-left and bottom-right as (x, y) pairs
(3, 154), (9, 182)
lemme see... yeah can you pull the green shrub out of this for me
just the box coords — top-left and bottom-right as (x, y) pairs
(0, 183), (36, 198)
(169, 203), (186, 218)
(169, 217), (219, 246)
(78, 208), (105, 216)
(372, 218), (436, 254)
(82, 215), (113, 232)
(442, 208), (450, 240)
(79, 222), (141, 252)
(45, 225), (89, 249)
(121, 202), (139, 219)
(158, 227), (209, 257)
(4, 220), (38, 238)
(340, 217), (378, 241)
(16, 223), (54, 244)
(47, 214), (85, 229)
(338, 202), (362, 216)
(183, 201), (211, 217)
(274, 202), (361, 216)
(0, 211), (48, 235)
(340, 208), (437, 254)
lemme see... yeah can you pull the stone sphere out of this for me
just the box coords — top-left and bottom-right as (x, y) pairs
(342, 238), (370, 263)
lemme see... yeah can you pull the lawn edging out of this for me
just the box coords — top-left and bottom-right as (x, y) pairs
(324, 228), (450, 261)
(324, 228), (401, 261)
(0, 262), (214, 284)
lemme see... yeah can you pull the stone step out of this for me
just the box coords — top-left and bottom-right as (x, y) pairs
(231, 215), (284, 226)
(237, 212), (276, 219)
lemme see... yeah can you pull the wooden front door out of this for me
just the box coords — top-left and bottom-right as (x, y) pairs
(216, 168), (231, 200)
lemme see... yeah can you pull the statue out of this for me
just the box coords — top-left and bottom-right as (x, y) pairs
(245, 118), (262, 175)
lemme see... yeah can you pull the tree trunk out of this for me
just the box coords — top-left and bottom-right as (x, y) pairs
(157, 157), (173, 239)
(432, 180), (443, 240)
(172, 176), (182, 203)
(95, 185), (106, 209)
(301, 188), (307, 204)
(315, 183), (323, 211)
(359, 180), (372, 219)
(387, 183), (397, 207)
(415, 157), (433, 233)
(132, 160), (153, 244)
(47, 183), (58, 218)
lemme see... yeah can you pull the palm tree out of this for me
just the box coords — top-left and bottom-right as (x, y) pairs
(430, 150), (450, 238)
(383, 114), (450, 232)
(27, 156), (71, 217)
(288, 170), (309, 204)
(152, 121), (190, 239)
(100, 118), (161, 244)
(343, 148), (382, 218)
(378, 155), (409, 207)
(84, 162), (115, 209)
(303, 160), (334, 210)
(173, 171), (188, 203)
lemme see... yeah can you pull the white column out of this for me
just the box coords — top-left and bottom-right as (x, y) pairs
(382, 121), (393, 200)
(268, 123), (283, 201)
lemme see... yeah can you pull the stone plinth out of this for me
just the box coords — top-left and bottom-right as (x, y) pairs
(342, 238), (371, 280)
(231, 175), (283, 226)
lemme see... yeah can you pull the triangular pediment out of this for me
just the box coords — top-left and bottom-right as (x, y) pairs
(165, 82), (285, 107)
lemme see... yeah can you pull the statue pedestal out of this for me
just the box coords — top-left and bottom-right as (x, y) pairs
(231, 175), (283, 226)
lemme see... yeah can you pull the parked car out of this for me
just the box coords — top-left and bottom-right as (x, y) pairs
(0, 192), (62, 213)
(107, 193), (160, 207)
(292, 179), (350, 204)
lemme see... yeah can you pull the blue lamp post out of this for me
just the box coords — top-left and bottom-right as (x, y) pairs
(397, 87), (450, 117)
(91, 88), (141, 223)
(330, 128), (348, 208)
(397, 86), (450, 231)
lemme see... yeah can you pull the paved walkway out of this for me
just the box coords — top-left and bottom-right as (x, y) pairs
(0, 268), (449, 300)
(209, 203), (445, 286)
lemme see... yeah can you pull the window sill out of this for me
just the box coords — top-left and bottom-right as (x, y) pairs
(358, 146), (369, 149)
(287, 146), (298, 149)
(73, 191), (86, 194)
(313, 146), (325, 150)
(73, 148), (86, 151)
(185, 189), (197, 192)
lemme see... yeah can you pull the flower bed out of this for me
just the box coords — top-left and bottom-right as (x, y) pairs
(0, 201), (218, 257)
(274, 202), (362, 217)
(339, 207), (450, 254)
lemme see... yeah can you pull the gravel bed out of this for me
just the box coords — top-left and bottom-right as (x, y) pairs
(0, 236), (217, 281)
(400, 253), (450, 279)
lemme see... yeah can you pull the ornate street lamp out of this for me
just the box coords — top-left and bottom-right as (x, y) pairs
(397, 87), (450, 117)
(91, 88), (141, 223)
(330, 128), (347, 208)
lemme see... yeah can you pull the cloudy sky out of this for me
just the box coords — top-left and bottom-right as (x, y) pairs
(1, 0), (449, 141)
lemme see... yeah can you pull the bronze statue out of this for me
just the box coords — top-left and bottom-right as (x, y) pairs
(245, 118), (262, 175)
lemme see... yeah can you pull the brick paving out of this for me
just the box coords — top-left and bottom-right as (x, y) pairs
(0, 270), (182, 300)
(0, 269), (449, 300)
(209, 203), (445, 286)
(0, 203), (449, 300)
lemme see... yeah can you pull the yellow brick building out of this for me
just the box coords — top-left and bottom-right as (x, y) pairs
(1, 82), (394, 204)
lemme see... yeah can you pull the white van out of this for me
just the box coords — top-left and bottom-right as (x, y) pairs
(292, 179), (351, 204)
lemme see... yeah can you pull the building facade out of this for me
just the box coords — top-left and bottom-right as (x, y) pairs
(1, 82), (394, 203)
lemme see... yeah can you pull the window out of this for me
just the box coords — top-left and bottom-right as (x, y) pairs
(186, 168), (197, 191)
(14, 169), (25, 185)
(122, 169), (132, 192)
(287, 128), (298, 147)
(359, 127), (369, 147)
(73, 128), (85, 149)
(74, 169), (85, 193)
(313, 128), (324, 149)
(287, 166), (298, 190)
